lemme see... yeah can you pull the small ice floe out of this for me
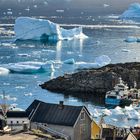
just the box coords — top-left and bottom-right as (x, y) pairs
(34, 5), (37, 8)
(25, 7), (30, 11)
(102, 109), (112, 116)
(7, 11), (12, 15)
(92, 108), (102, 118)
(121, 49), (131, 52)
(125, 36), (137, 43)
(15, 86), (25, 89)
(24, 92), (32, 96)
(76, 55), (111, 69)
(56, 9), (64, 13)
(2, 43), (13, 47)
(3, 83), (10, 86)
(103, 4), (110, 8)
(94, 55), (111, 67)
(63, 58), (75, 64)
(0, 67), (10, 76)
(17, 53), (30, 57)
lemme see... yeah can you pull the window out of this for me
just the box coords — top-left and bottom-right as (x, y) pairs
(11, 121), (13, 124)
(80, 124), (86, 134)
(17, 121), (19, 124)
(81, 112), (85, 120)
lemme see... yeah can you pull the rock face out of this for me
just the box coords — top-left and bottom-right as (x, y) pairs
(40, 62), (140, 95)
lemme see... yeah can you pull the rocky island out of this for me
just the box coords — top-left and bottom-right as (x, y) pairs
(40, 62), (140, 97)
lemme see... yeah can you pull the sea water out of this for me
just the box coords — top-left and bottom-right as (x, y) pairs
(1, 14), (140, 127)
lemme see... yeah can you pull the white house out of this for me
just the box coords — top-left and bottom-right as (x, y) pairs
(6, 111), (30, 130)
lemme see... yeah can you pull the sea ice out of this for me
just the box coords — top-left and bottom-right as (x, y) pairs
(125, 36), (137, 43)
(3, 61), (54, 74)
(14, 17), (87, 41)
(0, 67), (10, 76)
(94, 55), (111, 67)
(76, 55), (111, 69)
(120, 3), (140, 19)
(63, 58), (75, 64)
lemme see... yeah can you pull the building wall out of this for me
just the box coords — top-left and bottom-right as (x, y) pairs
(7, 118), (30, 130)
(30, 122), (73, 140)
(48, 124), (74, 140)
(73, 108), (92, 140)
(91, 121), (101, 139)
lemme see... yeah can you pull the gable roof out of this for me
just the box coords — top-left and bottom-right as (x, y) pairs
(7, 111), (28, 118)
(26, 100), (89, 126)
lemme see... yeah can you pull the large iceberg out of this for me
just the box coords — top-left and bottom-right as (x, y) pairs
(3, 61), (54, 74)
(14, 17), (87, 41)
(120, 3), (140, 19)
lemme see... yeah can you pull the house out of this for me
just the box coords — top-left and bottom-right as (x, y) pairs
(91, 120), (101, 139)
(6, 111), (30, 130)
(124, 132), (137, 140)
(26, 99), (92, 140)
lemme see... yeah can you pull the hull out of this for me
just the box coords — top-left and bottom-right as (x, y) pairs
(105, 98), (132, 106)
(105, 98), (121, 106)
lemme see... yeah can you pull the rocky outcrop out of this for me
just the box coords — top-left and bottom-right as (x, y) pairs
(40, 62), (140, 96)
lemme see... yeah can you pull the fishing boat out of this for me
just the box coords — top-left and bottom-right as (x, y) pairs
(105, 78), (132, 106)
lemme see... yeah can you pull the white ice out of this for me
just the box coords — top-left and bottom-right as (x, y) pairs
(77, 55), (111, 69)
(125, 36), (137, 43)
(120, 3), (140, 19)
(14, 17), (87, 41)
(0, 67), (10, 76)
(89, 105), (140, 128)
(63, 58), (75, 64)
(3, 61), (54, 74)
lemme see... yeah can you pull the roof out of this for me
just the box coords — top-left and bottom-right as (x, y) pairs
(123, 132), (137, 140)
(7, 111), (28, 118)
(26, 100), (90, 126)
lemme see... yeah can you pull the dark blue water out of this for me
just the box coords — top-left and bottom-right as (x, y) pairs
(1, 14), (140, 113)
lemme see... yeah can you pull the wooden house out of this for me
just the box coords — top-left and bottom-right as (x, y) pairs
(26, 100), (92, 140)
(91, 120), (101, 139)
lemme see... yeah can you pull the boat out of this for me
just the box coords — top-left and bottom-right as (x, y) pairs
(105, 77), (132, 106)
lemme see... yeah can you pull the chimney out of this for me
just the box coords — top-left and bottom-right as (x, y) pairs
(59, 101), (64, 110)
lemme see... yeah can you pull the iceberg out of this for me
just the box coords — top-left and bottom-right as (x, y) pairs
(77, 55), (111, 69)
(125, 36), (137, 42)
(120, 3), (140, 19)
(4, 61), (54, 74)
(0, 67), (10, 76)
(14, 17), (87, 41)
(63, 58), (75, 64)
(94, 55), (111, 67)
